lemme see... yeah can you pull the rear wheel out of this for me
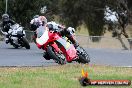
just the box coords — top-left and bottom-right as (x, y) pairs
(22, 37), (30, 49)
(47, 46), (66, 65)
(76, 46), (90, 64)
(13, 44), (19, 49)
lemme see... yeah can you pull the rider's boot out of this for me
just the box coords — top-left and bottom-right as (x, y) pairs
(5, 34), (9, 44)
(32, 31), (37, 44)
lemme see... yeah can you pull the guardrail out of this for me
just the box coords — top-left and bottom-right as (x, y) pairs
(0, 30), (132, 49)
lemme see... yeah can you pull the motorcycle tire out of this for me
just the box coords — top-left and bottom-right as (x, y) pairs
(47, 46), (66, 65)
(76, 46), (90, 64)
(22, 37), (30, 49)
(10, 40), (19, 49)
(13, 44), (19, 49)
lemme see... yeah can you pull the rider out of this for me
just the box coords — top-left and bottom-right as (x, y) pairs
(1, 13), (16, 43)
(30, 15), (79, 59)
(30, 15), (79, 48)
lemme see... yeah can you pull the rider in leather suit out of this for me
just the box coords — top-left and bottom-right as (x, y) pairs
(1, 14), (16, 43)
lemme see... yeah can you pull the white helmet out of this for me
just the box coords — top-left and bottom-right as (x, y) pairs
(2, 14), (9, 21)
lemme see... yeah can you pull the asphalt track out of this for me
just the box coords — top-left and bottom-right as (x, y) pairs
(0, 41), (132, 67)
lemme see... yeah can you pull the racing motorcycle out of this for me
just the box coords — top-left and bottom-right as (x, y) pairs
(36, 25), (90, 65)
(1, 23), (30, 49)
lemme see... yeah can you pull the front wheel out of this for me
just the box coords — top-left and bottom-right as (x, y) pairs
(22, 37), (30, 49)
(47, 46), (66, 65)
(76, 46), (90, 64)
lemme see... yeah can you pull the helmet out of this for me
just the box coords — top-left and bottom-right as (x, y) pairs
(40, 16), (47, 24)
(2, 14), (9, 21)
(33, 15), (39, 19)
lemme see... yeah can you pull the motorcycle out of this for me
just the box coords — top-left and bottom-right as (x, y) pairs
(1, 23), (30, 49)
(36, 25), (90, 65)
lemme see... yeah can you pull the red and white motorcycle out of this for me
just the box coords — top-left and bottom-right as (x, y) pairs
(36, 25), (90, 65)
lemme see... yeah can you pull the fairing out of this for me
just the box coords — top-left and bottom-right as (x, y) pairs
(36, 26), (49, 45)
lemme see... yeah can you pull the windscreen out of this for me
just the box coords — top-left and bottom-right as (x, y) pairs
(36, 26), (46, 38)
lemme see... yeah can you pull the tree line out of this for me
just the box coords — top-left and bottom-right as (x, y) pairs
(0, 0), (132, 36)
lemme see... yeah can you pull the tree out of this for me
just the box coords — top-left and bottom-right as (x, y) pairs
(0, 0), (6, 16)
(105, 0), (132, 49)
(0, 0), (60, 29)
(60, 0), (106, 36)
(0, 0), (131, 35)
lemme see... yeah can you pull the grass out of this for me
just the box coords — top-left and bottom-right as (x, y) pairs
(0, 64), (132, 88)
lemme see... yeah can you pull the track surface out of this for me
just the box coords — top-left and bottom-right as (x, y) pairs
(0, 41), (132, 67)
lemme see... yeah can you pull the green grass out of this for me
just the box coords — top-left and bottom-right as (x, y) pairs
(0, 64), (132, 88)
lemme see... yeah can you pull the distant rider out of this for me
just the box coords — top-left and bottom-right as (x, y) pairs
(1, 14), (16, 43)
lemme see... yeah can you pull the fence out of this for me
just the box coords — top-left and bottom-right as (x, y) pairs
(0, 30), (132, 49)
